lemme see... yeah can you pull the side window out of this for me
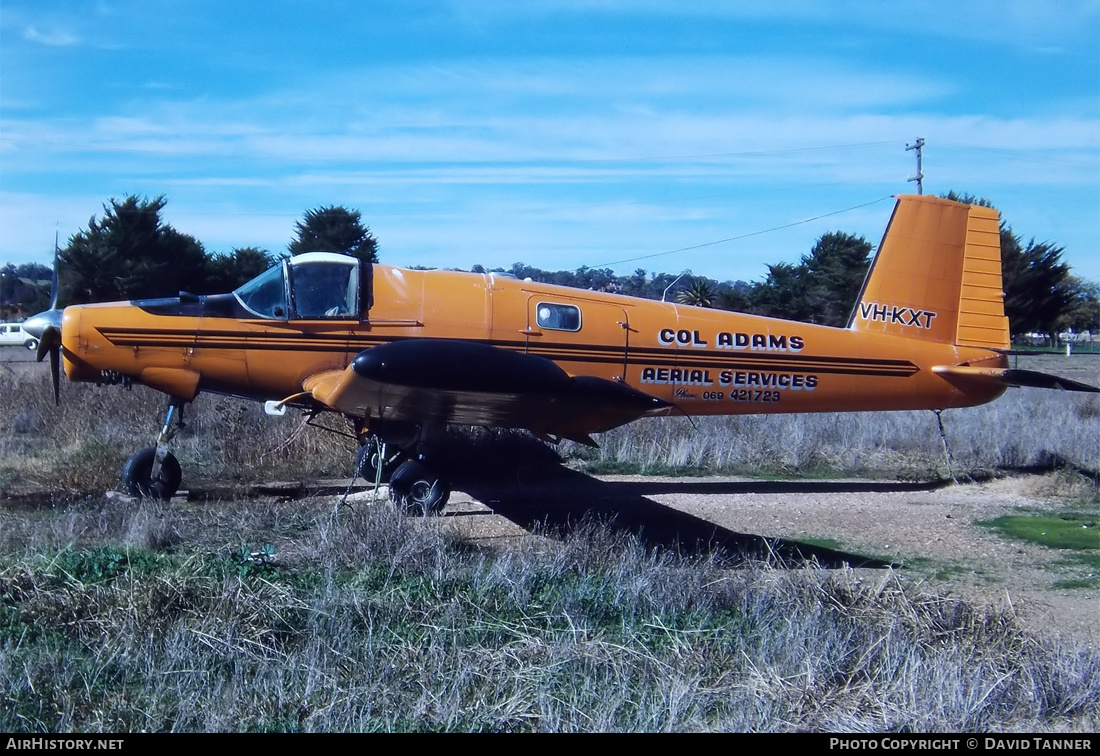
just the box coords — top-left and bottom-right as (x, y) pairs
(233, 265), (289, 319)
(291, 262), (357, 319)
(536, 302), (581, 331)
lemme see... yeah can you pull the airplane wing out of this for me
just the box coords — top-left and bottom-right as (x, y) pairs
(933, 365), (1100, 393)
(303, 339), (674, 445)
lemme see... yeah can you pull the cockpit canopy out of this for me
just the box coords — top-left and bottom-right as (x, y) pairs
(234, 252), (362, 320)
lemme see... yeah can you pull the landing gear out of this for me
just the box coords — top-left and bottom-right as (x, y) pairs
(388, 459), (450, 515)
(354, 437), (403, 483)
(122, 399), (186, 500)
(353, 419), (450, 515)
(121, 446), (182, 500)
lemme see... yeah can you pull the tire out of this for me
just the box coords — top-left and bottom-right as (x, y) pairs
(24, 339), (38, 351)
(121, 447), (182, 500)
(388, 459), (449, 515)
(354, 439), (401, 483)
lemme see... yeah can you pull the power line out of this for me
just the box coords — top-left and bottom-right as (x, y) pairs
(591, 196), (893, 269)
(938, 142), (1100, 169)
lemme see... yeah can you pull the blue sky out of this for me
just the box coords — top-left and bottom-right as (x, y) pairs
(2, 1), (1098, 286)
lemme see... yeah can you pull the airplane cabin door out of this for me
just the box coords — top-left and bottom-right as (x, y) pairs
(524, 296), (632, 382)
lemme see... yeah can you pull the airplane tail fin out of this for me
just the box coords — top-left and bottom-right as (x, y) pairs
(848, 194), (1009, 350)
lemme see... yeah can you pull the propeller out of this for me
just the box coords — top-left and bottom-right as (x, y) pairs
(22, 240), (64, 404)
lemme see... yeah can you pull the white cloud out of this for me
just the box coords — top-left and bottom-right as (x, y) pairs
(22, 25), (78, 46)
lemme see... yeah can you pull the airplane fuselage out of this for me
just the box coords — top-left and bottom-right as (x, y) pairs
(59, 263), (1007, 421)
(36, 195), (1097, 505)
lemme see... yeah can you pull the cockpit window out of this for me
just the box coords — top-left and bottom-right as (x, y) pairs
(536, 302), (581, 331)
(233, 265), (288, 319)
(233, 254), (361, 321)
(289, 259), (358, 319)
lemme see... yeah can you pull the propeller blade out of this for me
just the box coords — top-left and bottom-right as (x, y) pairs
(35, 324), (61, 363)
(23, 243), (65, 405)
(49, 344), (60, 405)
(30, 324), (62, 404)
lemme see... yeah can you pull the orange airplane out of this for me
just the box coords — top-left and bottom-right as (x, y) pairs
(22, 194), (1098, 510)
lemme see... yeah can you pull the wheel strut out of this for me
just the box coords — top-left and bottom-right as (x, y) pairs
(120, 398), (187, 501)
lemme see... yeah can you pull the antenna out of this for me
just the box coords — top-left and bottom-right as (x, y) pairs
(661, 270), (690, 302)
(906, 137), (925, 194)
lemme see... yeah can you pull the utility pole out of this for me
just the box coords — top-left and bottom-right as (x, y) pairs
(906, 137), (925, 194)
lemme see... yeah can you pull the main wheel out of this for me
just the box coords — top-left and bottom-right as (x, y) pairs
(388, 460), (449, 515)
(354, 438), (402, 483)
(121, 447), (182, 500)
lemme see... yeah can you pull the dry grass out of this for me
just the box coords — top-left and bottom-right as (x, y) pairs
(1, 353), (1097, 732)
(0, 365), (352, 495)
(2, 354), (1097, 498)
(567, 389), (1099, 480)
(1, 499), (1097, 732)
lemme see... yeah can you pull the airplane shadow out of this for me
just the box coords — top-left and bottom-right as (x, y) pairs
(440, 455), (900, 569)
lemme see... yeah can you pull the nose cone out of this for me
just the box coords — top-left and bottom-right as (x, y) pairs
(21, 308), (62, 339)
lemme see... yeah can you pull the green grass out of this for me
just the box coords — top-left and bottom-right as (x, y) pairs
(1065, 551), (1100, 571)
(1051, 553), (1100, 589)
(798, 537), (846, 552)
(976, 504), (1099, 590)
(42, 545), (174, 584)
(978, 511), (1100, 551)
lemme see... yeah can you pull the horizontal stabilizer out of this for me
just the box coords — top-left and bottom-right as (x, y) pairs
(933, 365), (1100, 393)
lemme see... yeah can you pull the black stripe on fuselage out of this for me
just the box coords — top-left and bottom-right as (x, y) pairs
(97, 327), (919, 378)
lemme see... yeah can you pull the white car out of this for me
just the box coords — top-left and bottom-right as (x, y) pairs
(0, 323), (38, 351)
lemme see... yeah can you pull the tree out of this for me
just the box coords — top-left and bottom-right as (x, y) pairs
(716, 280), (752, 312)
(205, 247), (276, 293)
(676, 278), (717, 308)
(1000, 234), (1074, 337)
(747, 231), (871, 326)
(750, 261), (814, 322)
(801, 232), (872, 326)
(1058, 277), (1099, 335)
(0, 262), (51, 318)
(59, 196), (208, 304)
(623, 268), (649, 297)
(290, 206), (378, 264)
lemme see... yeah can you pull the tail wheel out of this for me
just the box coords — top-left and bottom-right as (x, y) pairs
(121, 446), (182, 500)
(388, 459), (449, 515)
